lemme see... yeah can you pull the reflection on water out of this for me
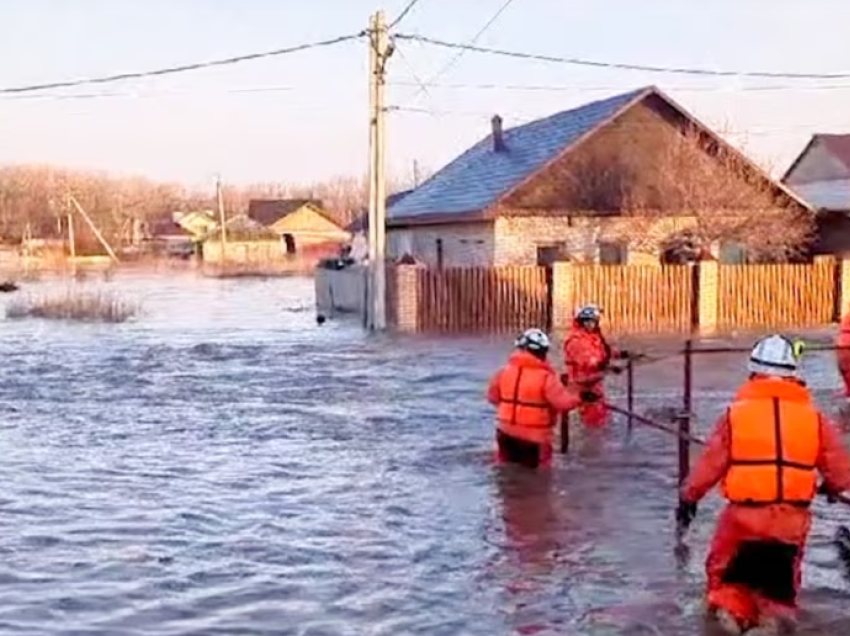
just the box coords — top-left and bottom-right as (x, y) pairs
(0, 272), (847, 634)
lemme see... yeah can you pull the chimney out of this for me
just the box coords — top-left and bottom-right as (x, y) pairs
(491, 115), (505, 152)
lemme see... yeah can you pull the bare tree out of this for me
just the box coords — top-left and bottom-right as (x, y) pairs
(502, 119), (814, 261)
(573, 125), (814, 260)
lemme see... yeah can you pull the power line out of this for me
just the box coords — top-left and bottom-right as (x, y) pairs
(396, 33), (850, 80)
(12, 79), (850, 104)
(0, 33), (364, 95)
(407, 0), (518, 103)
(0, 86), (300, 101)
(389, 0), (424, 29)
(388, 105), (838, 135)
(390, 80), (850, 92)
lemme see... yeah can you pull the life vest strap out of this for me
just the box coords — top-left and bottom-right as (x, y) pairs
(728, 499), (811, 509)
(499, 398), (549, 409)
(729, 458), (816, 471)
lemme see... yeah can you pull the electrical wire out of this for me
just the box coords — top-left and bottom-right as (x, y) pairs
(408, 0), (518, 103)
(0, 32), (365, 95)
(10, 79), (850, 104)
(387, 105), (832, 137)
(396, 33), (850, 80)
(389, 0), (424, 29)
(390, 80), (850, 93)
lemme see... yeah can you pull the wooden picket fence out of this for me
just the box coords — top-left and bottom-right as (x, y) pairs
(415, 266), (549, 333)
(716, 258), (835, 330)
(391, 258), (839, 334)
(571, 264), (694, 333)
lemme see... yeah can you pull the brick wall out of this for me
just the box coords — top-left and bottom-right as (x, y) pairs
(494, 215), (696, 266)
(392, 265), (420, 331)
(387, 222), (495, 267)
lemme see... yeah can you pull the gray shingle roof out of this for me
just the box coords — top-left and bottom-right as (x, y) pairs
(388, 87), (651, 220)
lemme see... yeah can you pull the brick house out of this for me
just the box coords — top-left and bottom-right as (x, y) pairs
(782, 134), (850, 254)
(247, 198), (349, 255)
(387, 85), (812, 267)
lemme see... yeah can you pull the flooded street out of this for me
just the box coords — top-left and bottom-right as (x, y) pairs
(0, 273), (849, 635)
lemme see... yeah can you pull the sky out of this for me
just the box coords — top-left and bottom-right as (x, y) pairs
(0, 0), (848, 190)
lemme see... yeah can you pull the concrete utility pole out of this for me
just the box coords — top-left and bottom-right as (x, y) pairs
(367, 9), (392, 330)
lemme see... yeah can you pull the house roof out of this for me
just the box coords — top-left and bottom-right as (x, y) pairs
(388, 88), (648, 221)
(782, 134), (850, 182)
(149, 217), (193, 238)
(389, 85), (811, 224)
(247, 199), (324, 226)
(208, 214), (278, 240)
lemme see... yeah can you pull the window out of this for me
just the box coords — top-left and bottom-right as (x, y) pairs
(536, 243), (570, 266)
(436, 238), (444, 269)
(598, 241), (627, 265)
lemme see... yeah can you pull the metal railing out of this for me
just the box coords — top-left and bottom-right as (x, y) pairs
(615, 338), (846, 486)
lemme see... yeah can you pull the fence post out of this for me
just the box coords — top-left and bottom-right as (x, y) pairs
(697, 261), (719, 334)
(626, 356), (634, 436)
(560, 414), (570, 454)
(839, 258), (850, 321)
(391, 265), (420, 332)
(678, 338), (694, 486)
(551, 261), (573, 333)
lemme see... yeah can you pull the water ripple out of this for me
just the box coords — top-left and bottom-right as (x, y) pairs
(0, 274), (847, 634)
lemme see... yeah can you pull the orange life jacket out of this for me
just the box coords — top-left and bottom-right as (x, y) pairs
(496, 351), (556, 443)
(563, 321), (612, 386)
(722, 377), (821, 507)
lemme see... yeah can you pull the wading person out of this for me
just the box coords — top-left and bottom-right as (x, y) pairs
(676, 334), (850, 635)
(562, 305), (630, 428)
(487, 328), (599, 469)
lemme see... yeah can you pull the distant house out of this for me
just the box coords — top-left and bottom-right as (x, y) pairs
(247, 199), (349, 255)
(783, 134), (850, 254)
(783, 135), (850, 212)
(203, 214), (281, 264)
(174, 210), (217, 239)
(148, 217), (196, 258)
(346, 191), (412, 262)
(387, 85), (811, 267)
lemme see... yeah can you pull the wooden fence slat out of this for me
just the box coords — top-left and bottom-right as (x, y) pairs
(716, 257), (835, 331)
(401, 258), (836, 334)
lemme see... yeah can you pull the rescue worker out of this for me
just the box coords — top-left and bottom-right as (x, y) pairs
(487, 328), (599, 469)
(676, 334), (850, 635)
(562, 305), (630, 428)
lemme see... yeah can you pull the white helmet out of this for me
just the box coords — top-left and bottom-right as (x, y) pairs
(575, 305), (602, 322)
(515, 328), (551, 353)
(748, 335), (802, 378)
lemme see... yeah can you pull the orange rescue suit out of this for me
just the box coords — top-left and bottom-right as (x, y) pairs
(722, 393), (819, 506)
(682, 375), (850, 626)
(489, 350), (581, 445)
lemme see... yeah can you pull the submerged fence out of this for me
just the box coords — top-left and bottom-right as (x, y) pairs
(389, 255), (845, 334)
(571, 338), (847, 491)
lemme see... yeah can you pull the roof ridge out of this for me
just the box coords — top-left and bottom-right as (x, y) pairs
(499, 85), (656, 135)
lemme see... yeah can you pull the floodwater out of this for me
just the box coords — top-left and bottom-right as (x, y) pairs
(0, 272), (848, 635)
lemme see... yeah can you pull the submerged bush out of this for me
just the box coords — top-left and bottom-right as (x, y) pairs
(5, 290), (139, 323)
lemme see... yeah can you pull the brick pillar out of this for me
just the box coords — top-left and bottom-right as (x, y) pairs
(393, 265), (420, 332)
(697, 260), (719, 334)
(551, 261), (573, 332)
(839, 258), (850, 319)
